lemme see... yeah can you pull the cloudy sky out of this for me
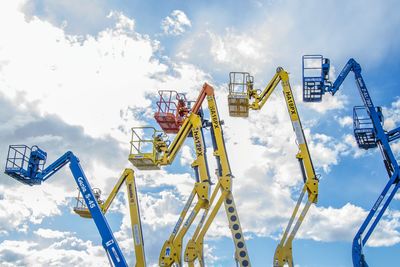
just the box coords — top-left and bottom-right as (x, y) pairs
(0, 0), (400, 266)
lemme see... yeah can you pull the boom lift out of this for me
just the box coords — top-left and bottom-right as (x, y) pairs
(302, 55), (400, 267)
(228, 68), (319, 267)
(73, 168), (146, 267)
(130, 90), (211, 267)
(130, 85), (251, 267)
(4, 145), (128, 267)
(183, 84), (251, 267)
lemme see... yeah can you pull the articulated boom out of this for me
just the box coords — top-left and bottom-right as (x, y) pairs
(228, 68), (318, 267)
(4, 145), (128, 267)
(302, 55), (400, 267)
(130, 83), (251, 267)
(184, 84), (251, 267)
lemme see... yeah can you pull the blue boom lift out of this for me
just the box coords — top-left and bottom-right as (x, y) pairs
(302, 55), (400, 267)
(4, 145), (128, 267)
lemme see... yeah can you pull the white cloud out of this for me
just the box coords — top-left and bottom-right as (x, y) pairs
(307, 131), (348, 172)
(337, 116), (353, 127)
(161, 10), (191, 36)
(0, 238), (108, 267)
(297, 205), (400, 248)
(0, 2), (207, 142)
(34, 228), (70, 239)
(383, 97), (400, 130)
(0, 184), (68, 234)
(180, 144), (194, 166)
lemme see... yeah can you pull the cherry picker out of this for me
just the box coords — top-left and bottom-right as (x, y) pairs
(73, 168), (146, 267)
(130, 85), (251, 267)
(228, 68), (319, 267)
(183, 83), (251, 267)
(302, 55), (400, 267)
(4, 145), (128, 267)
(130, 90), (212, 267)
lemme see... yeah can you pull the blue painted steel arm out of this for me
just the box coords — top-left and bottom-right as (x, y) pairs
(328, 59), (360, 95)
(38, 152), (128, 267)
(352, 170), (400, 267)
(37, 152), (71, 181)
(323, 58), (400, 267)
(327, 59), (397, 168)
(67, 155), (128, 267)
(387, 127), (400, 142)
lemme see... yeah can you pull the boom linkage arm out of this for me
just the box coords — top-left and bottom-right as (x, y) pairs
(184, 83), (252, 267)
(328, 59), (360, 95)
(249, 71), (281, 110)
(155, 82), (214, 166)
(37, 151), (72, 182)
(387, 127), (400, 143)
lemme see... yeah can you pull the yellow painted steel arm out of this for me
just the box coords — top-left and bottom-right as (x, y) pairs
(272, 69), (318, 267)
(184, 84), (252, 267)
(230, 68), (318, 267)
(159, 113), (211, 267)
(101, 170), (129, 213)
(73, 168), (147, 267)
(158, 82), (217, 166)
(124, 169), (147, 267)
(158, 112), (197, 165)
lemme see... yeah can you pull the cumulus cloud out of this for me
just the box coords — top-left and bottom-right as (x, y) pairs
(383, 97), (400, 130)
(0, 2), (208, 141)
(161, 10), (192, 36)
(34, 228), (70, 239)
(337, 115), (353, 127)
(298, 205), (400, 248)
(180, 145), (194, 166)
(0, 238), (108, 266)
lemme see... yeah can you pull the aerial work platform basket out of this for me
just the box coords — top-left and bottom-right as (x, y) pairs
(154, 90), (189, 134)
(228, 72), (253, 117)
(302, 55), (330, 102)
(4, 145), (47, 185)
(74, 188), (104, 218)
(353, 106), (378, 149)
(129, 127), (169, 170)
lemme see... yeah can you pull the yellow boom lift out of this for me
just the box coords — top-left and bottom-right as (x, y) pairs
(73, 168), (146, 267)
(129, 90), (211, 267)
(228, 68), (319, 267)
(130, 85), (251, 267)
(183, 84), (251, 267)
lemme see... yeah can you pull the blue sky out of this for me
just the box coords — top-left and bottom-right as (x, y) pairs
(0, 0), (400, 266)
